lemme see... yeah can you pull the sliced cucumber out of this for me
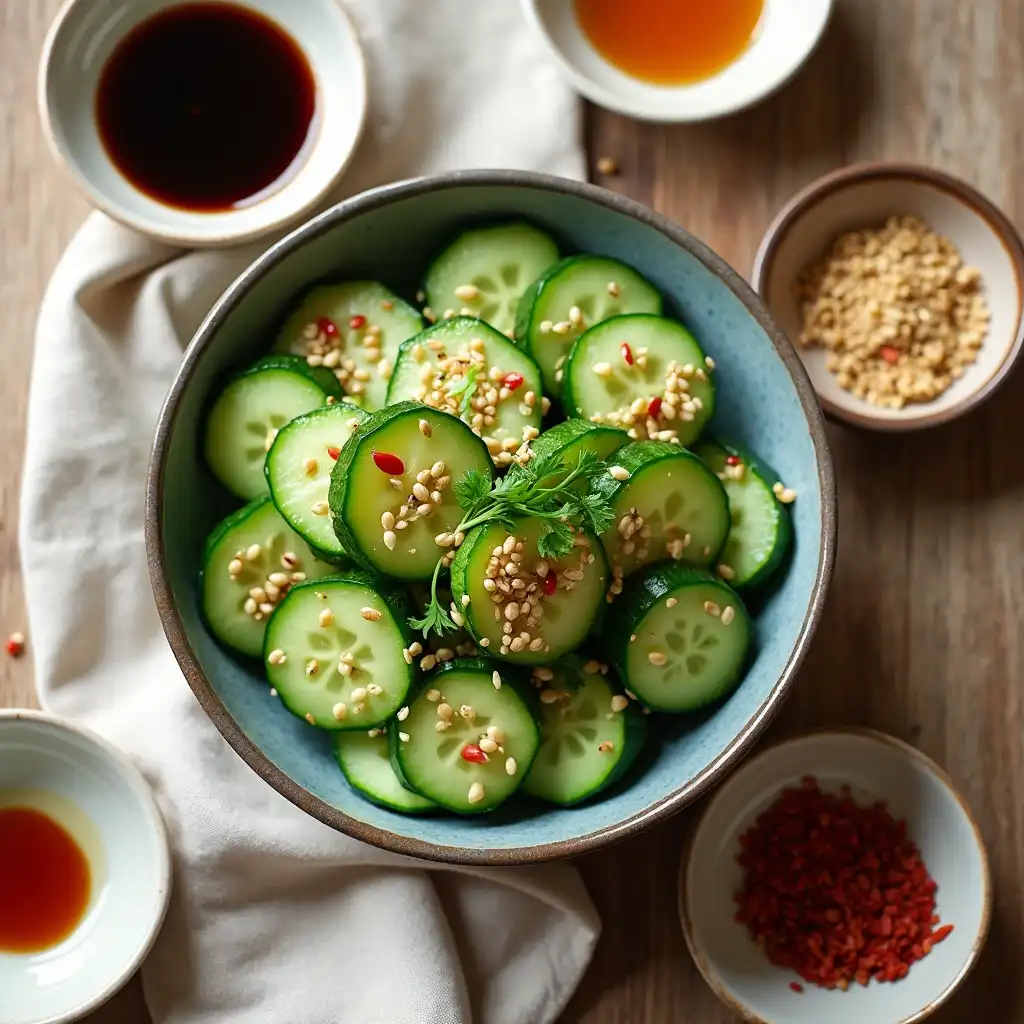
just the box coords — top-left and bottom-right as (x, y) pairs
(265, 402), (368, 561)
(603, 563), (752, 712)
(204, 355), (343, 500)
(201, 497), (334, 657)
(424, 222), (559, 336)
(275, 281), (423, 410)
(519, 419), (628, 489)
(692, 440), (793, 590)
(386, 317), (543, 464)
(593, 441), (730, 578)
(515, 256), (662, 393)
(564, 314), (715, 448)
(523, 656), (646, 806)
(264, 573), (414, 730)
(333, 730), (436, 813)
(390, 659), (540, 814)
(449, 517), (608, 664)
(329, 402), (494, 581)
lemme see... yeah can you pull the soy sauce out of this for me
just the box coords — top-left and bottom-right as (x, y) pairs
(96, 2), (318, 212)
(0, 806), (91, 953)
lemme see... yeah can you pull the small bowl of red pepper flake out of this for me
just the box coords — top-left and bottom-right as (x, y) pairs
(679, 727), (991, 1023)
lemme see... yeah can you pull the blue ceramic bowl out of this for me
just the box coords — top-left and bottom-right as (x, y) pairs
(146, 172), (837, 864)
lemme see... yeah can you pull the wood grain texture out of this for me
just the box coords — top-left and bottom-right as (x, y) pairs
(2, 1), (1022, 1021)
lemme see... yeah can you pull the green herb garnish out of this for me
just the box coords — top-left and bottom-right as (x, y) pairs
(408, 450), (614, 639)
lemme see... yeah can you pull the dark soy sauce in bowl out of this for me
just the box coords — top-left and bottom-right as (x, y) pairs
(96, 2), (318, 212)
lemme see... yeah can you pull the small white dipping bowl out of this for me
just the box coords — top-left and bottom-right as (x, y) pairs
(753, 163), (1024, 431)
(519, 0), (832, 122)
(38, 0), (366, 248)
(680, 727), (991, 1024)
(0, 711), (170, 1024)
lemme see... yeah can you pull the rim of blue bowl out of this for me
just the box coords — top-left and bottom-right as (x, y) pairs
(145, 170), (838, 865)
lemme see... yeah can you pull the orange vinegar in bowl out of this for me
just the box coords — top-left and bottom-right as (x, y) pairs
(574, 0), (764, 86)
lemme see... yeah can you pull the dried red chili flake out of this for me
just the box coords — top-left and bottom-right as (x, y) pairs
(725, 454), (742, 467)
(734, 777), (952, 991)
(789, 982), (804, 994)
(327, 447), (341, 460)
(503, 372), (525, 392)
(317, 316), (338, 337)
(349, 315), (367, 330)
(5, 632), (25, 657)
(880, 344), (900, 365)
(647, 396), (662, 419)
(460, 743), (489, 764)
(544, 572), (558, 595)
(371, 450), (405, 476)
(620, 342), (634, 366)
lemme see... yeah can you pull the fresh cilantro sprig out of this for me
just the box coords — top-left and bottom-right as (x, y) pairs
(446, 366), (480, 419)
(408, 450), (614, 638)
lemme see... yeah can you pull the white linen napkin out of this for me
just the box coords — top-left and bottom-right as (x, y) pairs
(19, 2), (599, 1022)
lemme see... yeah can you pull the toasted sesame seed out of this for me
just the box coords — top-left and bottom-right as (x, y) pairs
(360, 606), (383, 621)
(318, 608), (334, 627)
(721, 605), (736, 625)
(383, 530), (397, 550)
(648, 651), (667, 666)
(332, 702), (347, 720)
(467, 782), (485, 804)
(396, 706), (410, 722)
(610, 694), (629, 712)
(303, 458), (318, 476)
(607, 280), (621, 297)
(540, 689), (560, 705)
(666, 597), (678, 609)
(598, 740), (615, 753)
(479, 637), (491, 647)
(305, 713), (316, 725)
(306, 659), (319, 676)
(399, 732), (410, 743)
(479, 737), (498, 753)
(717, 564), (736, 581)
(409, 642), (423, 656)
(505, 757), (518, 776)
(267, 648), (286, 666)
(381, 511), (395, 530)
(608, 465), (630, 481)
(312, 501), (330, 516)
(596, 155), (619, 175)
(426, 689), (441, 702)
(703, 600), (721, 617)
(459, 704), (476, 720)
(569, 305), (584, 326)
(492, 670), (502, 690)
(246, 543), (262, 561)
(461, 594), (471, 607)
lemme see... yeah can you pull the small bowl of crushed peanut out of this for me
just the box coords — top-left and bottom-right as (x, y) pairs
(753, 163), (1024, 430)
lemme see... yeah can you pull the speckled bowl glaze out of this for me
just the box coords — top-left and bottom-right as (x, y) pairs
(146, 171), (836, 864)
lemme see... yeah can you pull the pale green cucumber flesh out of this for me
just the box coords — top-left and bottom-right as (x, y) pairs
(425, 223), (559, 335)
(334, 730), (436, 813)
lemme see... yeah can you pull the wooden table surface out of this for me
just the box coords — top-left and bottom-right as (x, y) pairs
(4, 1), (1023, 1021)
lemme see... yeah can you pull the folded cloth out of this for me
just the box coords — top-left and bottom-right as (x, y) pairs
(19, 2), (599, 1021)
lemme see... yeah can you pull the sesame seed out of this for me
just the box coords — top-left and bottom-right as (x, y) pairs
(319, 608), (334, 627)
(479, 637), (490, 647)
(607, 280), (621, 297)
(608, 465), (630, 481)
(648, 651), (667, 666)
(426, 689), (441, 702)
(332, 702), (347, 720)
(454, 284), (480, 301)
(552, 321), (572, 335)
(435, 721), (449, 732)
(246, 544), (262, 561)
(360, 607), (383, 621)
(409, 642), (423, 656)
(703, 600), (721, 617)
(611, 694), (629, 712)
(438, 703), (454, 720)
(397, 706), (410, 722)
(267, 649), (286, 666)
(598, 740), (615, 753)
(381, 511), (395, 530)
(505, 757), (518, 776)
(306, 659), (319, 676)
(540, 689), (560, 705)
(383, 530), (397, 550)
(337, 662), (352, 677)
(399, 732), (410, 743)
(420, 654), (437, 671)
(468, 782), (486, 804)
(312, 501), (330, 516)
(461, 594), (471, 607)
(721, 605), (736, 625)
(367, 684), (383, 695)
(459, 704), (476, 720)
(303, 458), (318, 476)
(492, 670), (502, 690)
(479, 737), (498, 753)
(569, 305), (584, 326)
(666, 597), (678, 609)
(305, 713), (316, 725)
(717, 564), (736, 581)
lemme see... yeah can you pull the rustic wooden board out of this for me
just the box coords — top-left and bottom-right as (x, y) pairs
(4, 1), (1022, 1021)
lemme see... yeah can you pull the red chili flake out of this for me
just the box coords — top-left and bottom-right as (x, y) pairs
(620, 342), (634, 366)
(880, 344), (900, 365)
(317, 316), (338, 337)
(461, 744), (489, 764)
(789, 982), (804, 994)
(734, 777), (950, 991)
(349, 315), (367, 330)
(647, 396), (662, 418)
(503, 372), (525, 391)
(544, 572), (558, 595)
(371, 450), (405, 476)
(725, 454), (742, 467)
(327, 447), (341, 460)
(5, 632), (25, 658)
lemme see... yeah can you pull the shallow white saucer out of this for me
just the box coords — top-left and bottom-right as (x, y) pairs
(0, 711), (170, 1024)
(519, 0), (833, 123)
(38, 0), (366, 247)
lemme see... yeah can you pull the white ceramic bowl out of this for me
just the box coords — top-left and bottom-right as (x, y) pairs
(680, 727), (991, 1024)
(519, 0), (832, 123)
(38, 0), (366, 248)
(753, 163), (1024, 430)
(0, 711), (171, 1024)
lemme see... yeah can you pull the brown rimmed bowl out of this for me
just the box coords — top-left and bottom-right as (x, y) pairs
(146, 170), (837, 865)
(753, 163), (1024, 431)
(679, 727), (991, 1024)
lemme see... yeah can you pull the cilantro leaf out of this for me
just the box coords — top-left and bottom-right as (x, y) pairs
(536, 519), (576, 559)
(573, 491), (616, 535)
(446, 366), (480, 419)
(408, 600), (456, 639)
(454, 468), (492, 513)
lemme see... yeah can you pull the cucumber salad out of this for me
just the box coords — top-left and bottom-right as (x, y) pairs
(198, 222), (796, 815)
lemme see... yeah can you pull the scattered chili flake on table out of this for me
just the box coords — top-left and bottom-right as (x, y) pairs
(5, 632), (25, 657)
(734, 777), (953, 991)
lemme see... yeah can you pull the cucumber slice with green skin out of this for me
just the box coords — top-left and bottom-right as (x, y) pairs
(523, 656), (646, 806)
(515, 255), (662, 394)
(691, 440), (793, 590)
(424, 222), (559, 336)
(593, 441), (730, 578)
(204, 355), (344, 500)
(390, 658), (540, 814)
(333, 730), (437, 813)
(201, 497), (334, 657)
(274, 281), (423, 411)
(450, 517), (608, 664)
(264, 574), (414, 730)
(564, 314), (715, 449)
(603, 563), (752, 712)
(519, 418), (629, 489)
(386, 317), (544, 464)
(329, 402), (494, 581)
(265, 402), (368, 561)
